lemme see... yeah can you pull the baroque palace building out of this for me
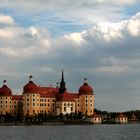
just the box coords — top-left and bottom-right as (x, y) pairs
(0, 71), (94, 116)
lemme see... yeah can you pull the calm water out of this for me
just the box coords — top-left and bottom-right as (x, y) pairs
(0, 124), (140, 140)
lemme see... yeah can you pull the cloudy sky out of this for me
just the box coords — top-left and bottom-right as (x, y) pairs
(0, 0), (140, 112)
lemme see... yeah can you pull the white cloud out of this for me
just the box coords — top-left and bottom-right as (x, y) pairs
(0, 0), (139, 27)
(126, 16), (140, 36)
(83, 12), (140, 43)
(0, 29), (15, 38)
(0, 47), (19, 57)
(0, 0), (139, 10)
(95, 0), (138, 5)
(92, 65), (128, 73)
(64, 32), (84, 44)
(0, 14), (15, 25)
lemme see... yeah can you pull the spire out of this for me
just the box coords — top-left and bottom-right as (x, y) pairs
(59, 69), (66, 93)
(62, 69), (64, 81)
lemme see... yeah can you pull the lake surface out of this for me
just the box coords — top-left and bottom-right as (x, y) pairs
(0, 124), (140, 140)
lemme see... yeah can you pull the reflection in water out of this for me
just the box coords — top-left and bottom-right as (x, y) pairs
(0, 124), (140, 140)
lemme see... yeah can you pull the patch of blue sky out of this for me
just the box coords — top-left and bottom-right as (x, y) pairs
(39, 19), (90, 37)
(29, 11), (90, 37)
(0, 8), (34, 27)
(123, 4), (140, 17)
(0, 8), (90, 37)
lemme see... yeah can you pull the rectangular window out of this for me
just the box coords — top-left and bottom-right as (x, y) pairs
(33, 103), (35, 106)
(64, 107), (66, 111)
(27, 103), (29, 106)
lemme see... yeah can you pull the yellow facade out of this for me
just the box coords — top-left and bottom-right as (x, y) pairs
(22, 93), (40, 116)
(0, 96), (12, 115)
(0, 93), (94, 116)
(80, 95), (94, 116)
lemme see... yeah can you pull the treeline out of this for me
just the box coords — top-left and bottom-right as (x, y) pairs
(0, 112), (83, 124)
(94, 108), (140, 122)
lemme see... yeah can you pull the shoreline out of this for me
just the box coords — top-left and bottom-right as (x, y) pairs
(0, 121), (139, 126)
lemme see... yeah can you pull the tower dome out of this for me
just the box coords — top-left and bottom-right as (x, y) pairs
(23, 76), (38, 94)
(79, 78), (93, 95)
(0, 80), (12, 96)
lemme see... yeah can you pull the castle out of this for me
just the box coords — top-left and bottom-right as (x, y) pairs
(0, 71), (94, 116)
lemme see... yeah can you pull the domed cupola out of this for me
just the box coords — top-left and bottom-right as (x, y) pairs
(23, 75), (38, 94)
(79, 78), (93, 95)
(0, 80), (12, 96)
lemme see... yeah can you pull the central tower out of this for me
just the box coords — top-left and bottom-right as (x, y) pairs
(59, 69), (66, 93)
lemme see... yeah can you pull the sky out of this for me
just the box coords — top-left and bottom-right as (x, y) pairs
(0, 0), (140, 112)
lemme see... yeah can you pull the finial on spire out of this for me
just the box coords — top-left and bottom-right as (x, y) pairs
(84, 78), (88, 85)
(56, 82), (60, 88)
(29, 75), (33, 82)
(3, 80), (7, 86)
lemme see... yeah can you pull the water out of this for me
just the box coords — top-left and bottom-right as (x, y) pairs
(0, 124), (140, 140)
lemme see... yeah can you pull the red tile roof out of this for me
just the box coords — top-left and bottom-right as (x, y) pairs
(89, 113), (102, 118)
(23, 81), (38, 94)
(79, 83), (93, 95)
(12, 95), (22, 100)
(116, 113), (127, 118)
(56, 92), (76, 102)
(0, 85), (12, 96)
